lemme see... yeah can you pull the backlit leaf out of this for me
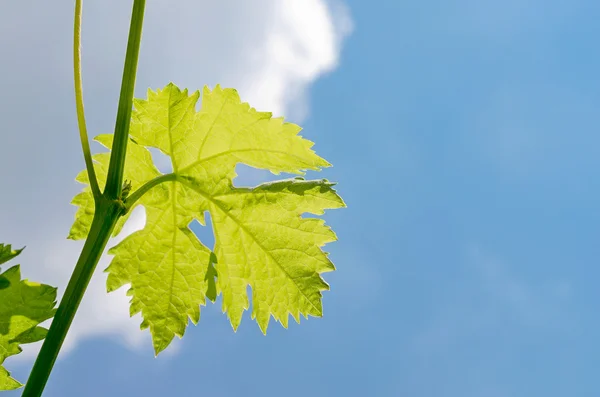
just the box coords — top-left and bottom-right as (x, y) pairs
(69, 84), (344, 354)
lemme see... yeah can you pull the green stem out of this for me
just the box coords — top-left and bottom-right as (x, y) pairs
(22, 199), (122, 397)
(74, 0), (101, 199)
(104, 0), (147, 199)
(125, 173), (178, 211)
(22, 1), (148, 394)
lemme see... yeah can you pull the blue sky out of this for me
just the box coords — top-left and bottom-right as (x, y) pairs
(3, 0), (600, 396)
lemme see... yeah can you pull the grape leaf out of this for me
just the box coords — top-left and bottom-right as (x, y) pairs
(70, 83), (344, 354)
(0, 244), (23, 267)
(0, 246), (57, 390)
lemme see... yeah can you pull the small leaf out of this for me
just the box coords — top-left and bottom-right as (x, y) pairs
(0, 246), (57, 390)
(0, 244), (24, 266)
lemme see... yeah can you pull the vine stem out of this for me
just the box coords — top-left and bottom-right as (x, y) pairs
(74, 0), (100, 199)
(104, 0), (147, 200)
(21, 200), (121, 397)
(22, 0), (147, 395)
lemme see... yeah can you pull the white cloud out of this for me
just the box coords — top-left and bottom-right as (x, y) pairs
(0, 0), (352, 363)
(239, 0), (353, 120)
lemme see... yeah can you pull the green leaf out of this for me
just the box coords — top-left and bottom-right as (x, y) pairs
(70, 83), (344, 355)
(0, 247), (57, 390)
(0, 244), (24, 267)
